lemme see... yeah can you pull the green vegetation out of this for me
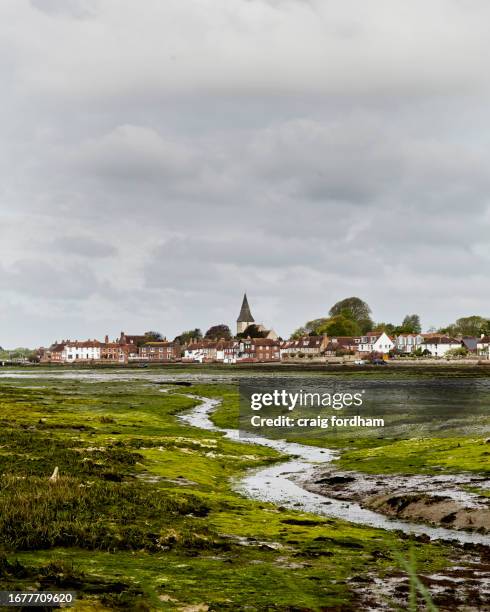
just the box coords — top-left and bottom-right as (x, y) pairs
(334, 437), (490, 475)
(0, 347), (36, 361)
(439, 314), (490, 337)
(0, 371), (486, 609)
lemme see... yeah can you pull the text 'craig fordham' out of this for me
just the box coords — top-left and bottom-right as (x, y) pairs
(249, 415), (385, 429)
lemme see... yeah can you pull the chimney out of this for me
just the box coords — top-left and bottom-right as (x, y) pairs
(105, 335), (109, 344)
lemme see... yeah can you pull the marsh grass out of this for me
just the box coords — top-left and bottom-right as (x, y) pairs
(0, 475), (224, 553)
(0, 374), (481, 610)
(0, 555), (151, 610)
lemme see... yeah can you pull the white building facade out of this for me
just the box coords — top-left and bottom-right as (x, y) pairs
(62, 341), (101, 362)
(358, 332), (395, 355)
(421, 336), (461, 357)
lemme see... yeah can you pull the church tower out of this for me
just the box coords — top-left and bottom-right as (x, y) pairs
(237, 293), (255, 335)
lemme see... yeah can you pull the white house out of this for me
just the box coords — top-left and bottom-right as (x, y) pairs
(184, 341), (218, 363)
(215, 340), (239, 364)
(420, 336), (461, 357)
(477, 336), (490, 359)
(357, 332), (395, 355)
(62, 341), (101, 362)
(395, 334), (424, 354)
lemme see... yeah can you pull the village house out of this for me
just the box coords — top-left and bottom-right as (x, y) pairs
(100, 343), (128, 364)
(357, 332), (395, 356)
(237, 338), (280, 362)
(63, 340), (102, 362)
(119, 331), (146, 347)
(183, 340), (219, 363)
(40, 342), (66, 363)
(324, 336), (359, 356)
(395, 333), (424, 354)
(477, 336), (490, 358)
(253, 338), (280, 362)
(139, 341), (180, 362)
(98, 335), (128, 363)
(280, 336), (329, 359)
(420, 335), (461, 357)
(216, 340), (239, 364)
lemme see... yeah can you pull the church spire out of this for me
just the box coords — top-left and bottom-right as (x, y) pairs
(237, 293), (254, 323)
(236, 293), (255, 335)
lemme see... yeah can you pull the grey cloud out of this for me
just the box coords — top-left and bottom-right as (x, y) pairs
(50, 236), (117, 258)
(5, 260), (106, 300)
(1, 1), (490, 346)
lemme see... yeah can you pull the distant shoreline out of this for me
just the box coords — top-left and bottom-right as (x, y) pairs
(2, 360), (490, 375)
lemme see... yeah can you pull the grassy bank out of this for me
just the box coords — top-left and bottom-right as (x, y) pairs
(0, 373), (486, 609)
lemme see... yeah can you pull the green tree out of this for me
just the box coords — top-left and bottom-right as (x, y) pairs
(205, 324), (232, 340)
(329, 297), (373, 333)
(455, 316), (487, 336)
(439, 315), (489, 337)
(374, 322), (396, 334)
(238, 324), (267, 339)
(401, 314), (421, 334)
(481, 320), (490, 336)
(317, 315), (360, 336)
(174, 329), (202, 344)
(304, 318), (329, 334)
(143, 331), (163, 342)
(290, 327), (307, 340)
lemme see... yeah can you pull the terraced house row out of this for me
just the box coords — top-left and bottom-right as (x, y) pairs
(39, 330), (490, 365)
(38, 296), (490, 364)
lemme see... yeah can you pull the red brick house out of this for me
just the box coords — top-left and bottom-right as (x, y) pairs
(139, 341), (180, 362)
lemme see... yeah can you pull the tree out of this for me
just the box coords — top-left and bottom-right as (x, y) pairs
(237, 324), (267, 339)
(316, 315), (360, 337)
(373, 322), (396, 334)
(205, 324), (232, 340)
(144, 331), (163, 342)
(290, 327), (307, 340)
(174, 329), (202, 344)
(439, 315), (490, 337)
(329, 297), (373, 333)
(481, 320), (490, 337)
(455, 316), (487, 337)
(401, 314), (421, 334)
(304, 318), (329, 334)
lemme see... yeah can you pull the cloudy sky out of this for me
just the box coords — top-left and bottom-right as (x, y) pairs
(1, 0), (490, 347)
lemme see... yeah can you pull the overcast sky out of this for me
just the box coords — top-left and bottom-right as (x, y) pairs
(2, 0), (490, 347)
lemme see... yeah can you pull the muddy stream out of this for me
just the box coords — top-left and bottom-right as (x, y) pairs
(180, 394), (489, 547)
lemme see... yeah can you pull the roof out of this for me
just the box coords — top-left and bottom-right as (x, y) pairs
(65, 340), (101, 348)
(330, 336), (357, 347)
(217, 340), (237, 349)
(252, 338), (279, 347)
(237, 293), (254, 323)
(462, 337), (478, 351)
(186, 341), (219, 350)
(285, 336), (325, 349)
(422, 335), (458, 345)
(49, 343), (65, 352)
